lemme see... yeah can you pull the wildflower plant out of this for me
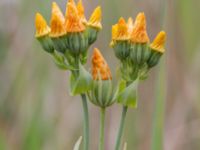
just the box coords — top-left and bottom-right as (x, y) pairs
(35, 0), (166, 150)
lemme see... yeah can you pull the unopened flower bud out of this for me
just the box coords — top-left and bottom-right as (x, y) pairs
(147, 31), (166, 68)
(87, 6), (102, 45)
(50, 2), (67, 53)
(65, 2), (88, 55)
(35, 13), (54, 53)
(111, 18), (131, 60)
(88, 48), (115, 107)
(130, 13), (150, 66)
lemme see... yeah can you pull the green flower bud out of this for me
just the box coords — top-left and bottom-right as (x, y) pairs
(35, 13), (54, 53)
(147, 31), (166, 68)
(66, 31), (89, 55)
(37, 35), (54, 53)
(112, 41), (131, 60)
(130, 43), (150, 66)
(87, 26), (99, 45)
(147, 50), (163, 68)
(89, 79), (115, 107)
(51, 36), (68, 54)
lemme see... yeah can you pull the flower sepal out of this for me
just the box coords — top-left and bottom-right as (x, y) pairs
(66, 31), (89, 55)
(86, 26), (99, 45)
(116, 79), (138, 108)
(112, 41), (131, 60)
(130, 43), (150, 66)
(37, 35), (55, 53)
(147, 50), (163, 68)
(87, 77), (115, 108)
(70, 62), (92, 96)
(51, 36), (68, 54)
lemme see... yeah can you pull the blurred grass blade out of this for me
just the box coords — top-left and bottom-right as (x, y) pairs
(151, 59), (166, 150)
(123, 142), (127, 150)
(73, 136), (82, 150)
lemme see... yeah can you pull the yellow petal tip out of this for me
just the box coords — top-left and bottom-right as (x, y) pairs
(65, 2), (85, 32)
(50, 2), (66, 37)
(150, 31), (166, 53)
(88, 6), (102, 29)
(131, 12), (149, 43)
(92, 48), (112, 80)
(35, 13), (50, 37)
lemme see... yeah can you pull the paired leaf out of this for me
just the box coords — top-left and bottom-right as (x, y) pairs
(70, 63), (92, 95)
(117, 79), (138, 108)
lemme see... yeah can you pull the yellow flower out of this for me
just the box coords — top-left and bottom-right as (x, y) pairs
(88, 6), (102, 30)
(35, 13), (50, 38)
(150, 31), (166, 53)
(50, 2), (66, 37)
(92, 48), (112, 80)
(77, 0), (87, 23)
(65, 2), (85, 32)
(131, 12), (149, 43)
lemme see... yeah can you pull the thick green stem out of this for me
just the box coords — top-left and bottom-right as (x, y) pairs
(81, 94), (89, 150)
(99, 107), (106, 150)
(115, 106), (128, 150)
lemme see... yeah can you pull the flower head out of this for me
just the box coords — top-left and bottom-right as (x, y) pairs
(88, 6), (102, 29)
(92, 48), (112, 80)
(131, 12), (149, 43)
(50, 2), (66, 37)
(35, 13), (50, 38)
(150, 31), (166, 53)
(77, 0), (87, 23)
(65, 2), (85, 32)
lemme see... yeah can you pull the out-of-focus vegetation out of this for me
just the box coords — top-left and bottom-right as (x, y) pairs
(0, 0), (200, 149)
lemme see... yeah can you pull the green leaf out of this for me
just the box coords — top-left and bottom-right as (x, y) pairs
(70, 63), (92, 95)
(73, 136), (82, 150)
(117, 80), (138, 108)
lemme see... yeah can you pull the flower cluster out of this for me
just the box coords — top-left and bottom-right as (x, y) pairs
(35, 0), (102, 68)
(111, 13), (166, 81)
(35, 2), (167, 149)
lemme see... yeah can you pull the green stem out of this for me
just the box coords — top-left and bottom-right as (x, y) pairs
(99, 107), (106, 150)
(115, 106), (128, 150)
(81, 94), (89, 150)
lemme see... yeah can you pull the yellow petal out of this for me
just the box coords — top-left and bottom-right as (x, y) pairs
(50, 2), (66, 37)
(111, 24), (118, 40)
(116, 17), (129, 40)
(65, 0), (77, 19)
(65, 3), (85, 32)
(127, 17), (134, 33)
(35, 13), (50, 37)
(150, 31), (166, 53)
(77, 0), (87, 23)
(92, 48), (112, 80)
(88, 6), (102, 29)
(131, 12), (149, 43)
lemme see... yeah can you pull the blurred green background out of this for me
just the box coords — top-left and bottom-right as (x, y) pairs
(0, 0), (200, 149)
